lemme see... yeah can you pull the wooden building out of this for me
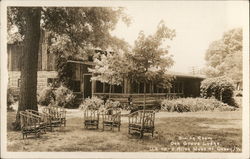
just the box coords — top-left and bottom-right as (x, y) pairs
(7, 30), (205, 101)
(66, 59), (205, 100)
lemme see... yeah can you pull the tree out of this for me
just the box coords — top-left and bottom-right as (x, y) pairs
(204, 28), (242, 89)
(131, 20), (175, 110)
(90, 20), (175, 110)
(89, 49), (133, 98)
(8, 7), (129, 129)
(8, 7), (42, 129)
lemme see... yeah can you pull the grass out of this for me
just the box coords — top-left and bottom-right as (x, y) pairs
(6, 109), (242, 152)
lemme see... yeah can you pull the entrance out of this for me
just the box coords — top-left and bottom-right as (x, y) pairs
(83, 74), (92, 98)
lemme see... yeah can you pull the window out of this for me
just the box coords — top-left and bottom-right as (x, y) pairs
(96, 81), (104, 93)
(114, 85), (122, 93)
(170, 82), (183, 93)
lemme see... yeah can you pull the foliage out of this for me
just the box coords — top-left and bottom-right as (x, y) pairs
(54, 85), (76, 108)
(200, 76), (237, 106)
(7, 88), (16, 111)
(104, 99), (121, 109)
(79, 96), (104, 110)
(89, 20), (175, 98)
(44, 7), (131, 85)
(161, 98), (236, 112)
(204, 28), (242, 85)
(131, 20), (175, 88)
(89, 51), (133, 86)
(37, 85), (55, 106)
(8, 7), (130, 128)
(99, 99), (121, 114)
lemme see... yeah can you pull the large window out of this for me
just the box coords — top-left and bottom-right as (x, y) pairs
(114, 85), (122, 93)
(96, 81), (103, 93)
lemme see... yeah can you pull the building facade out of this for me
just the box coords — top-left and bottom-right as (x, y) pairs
(7, 31), (205, 101)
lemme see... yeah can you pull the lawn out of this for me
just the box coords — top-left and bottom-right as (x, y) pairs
(7, 108), (242, 152)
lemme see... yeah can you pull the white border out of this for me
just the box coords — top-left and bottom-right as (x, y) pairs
(1, 1), (249, 159)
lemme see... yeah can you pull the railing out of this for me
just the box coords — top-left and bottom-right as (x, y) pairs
(92, 93), (184, 108)
(93, 93), (184, 98)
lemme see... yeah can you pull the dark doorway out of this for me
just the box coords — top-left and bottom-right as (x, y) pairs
(83, 74), (92, 98)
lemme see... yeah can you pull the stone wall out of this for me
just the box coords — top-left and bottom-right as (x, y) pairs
(8, 71), (58, 94)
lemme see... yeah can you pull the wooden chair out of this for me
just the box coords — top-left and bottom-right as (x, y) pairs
(83, 108), (99, 130)
(19, 111), (43, 139)
(42, 105), (66, 130)
(128, 110), (155, 138)
(26, 109), (52, 132)
(50, 105), (67, 126)
(102, 108), (121, 131)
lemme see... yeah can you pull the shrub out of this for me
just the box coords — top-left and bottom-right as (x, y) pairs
(161, 98), (236, 112)
(54, 85), (76, 108)
(7, 88), (16, 111)
(38, 85), (55, 106)
(104, 99), (121, 109)
(79, 96), (104, 110)
(200, 76), (237, 106)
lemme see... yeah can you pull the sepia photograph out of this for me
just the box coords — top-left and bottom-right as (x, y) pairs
(1, 0), (249, 158)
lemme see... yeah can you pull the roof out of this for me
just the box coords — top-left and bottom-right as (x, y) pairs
(67, 60), (206, 79)
(168, 71), (206, 79)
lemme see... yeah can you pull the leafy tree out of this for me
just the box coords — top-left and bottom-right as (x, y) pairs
(89, 49), (133, 98)
(90, 20), (175, 110)
(131, 20), (175, 110)
(204, 28), (242, 89)
(8, 7), (129, 129)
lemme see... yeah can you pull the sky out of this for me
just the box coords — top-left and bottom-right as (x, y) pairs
(111, 1), (246, 73)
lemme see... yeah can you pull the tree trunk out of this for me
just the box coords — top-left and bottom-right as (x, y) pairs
(14, 8), (41, 130)
(143, 82), (146, 111)
(109, 78), (112, 99)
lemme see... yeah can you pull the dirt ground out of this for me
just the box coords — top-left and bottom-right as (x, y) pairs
(6, 107), (242, 152)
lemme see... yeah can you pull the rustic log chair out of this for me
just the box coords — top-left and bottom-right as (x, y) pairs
(83, 108), (99, 130)
(50, 105), (67, 126)
(26, 109), (52, 132)
(42, 105), (66, 130)
(19, 111), (43, 139)
(128, 110), (155, 138)
(102, 108), (121, 131)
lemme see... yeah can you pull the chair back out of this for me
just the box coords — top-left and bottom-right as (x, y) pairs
(84, 108), (99, 121)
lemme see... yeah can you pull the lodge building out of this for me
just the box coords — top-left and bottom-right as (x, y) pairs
(7, 31), (205, 101)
